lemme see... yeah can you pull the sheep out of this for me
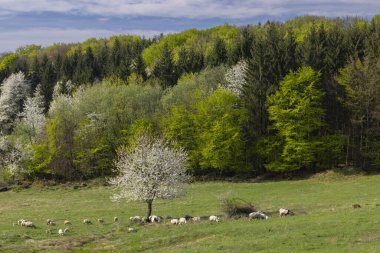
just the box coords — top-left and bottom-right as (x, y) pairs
(279, 208), (294, 217)
(352, 204), (361, 209)
(64, 220), (71, 225)
(58, 229), (65, 236)
(63, 228), (69, 233)
(47, 220), (56, 226)
(192, 216), (201, 222)
(17, 219), (26, 225)
(149, 215), (162, 223)
(170, 218), (179, 225)
(22, 221), (36, 228)
(249, 211), (269, 220)
(209, 215), (220, 222)
(184, 214), (193, 221)
(129, 216), (143, 223)
(128, 227), (136, 233)
(179, 218), (187, 225)
(83, 219), (92, 224)
(98, 218), (104, 224)
(114, 217), (118, 222)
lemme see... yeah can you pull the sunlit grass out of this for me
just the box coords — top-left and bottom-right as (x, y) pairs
(1, 173), (380, 252)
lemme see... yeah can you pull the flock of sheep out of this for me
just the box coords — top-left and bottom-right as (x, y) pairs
(14, 208), (294, 236)
(15, 216), (120, 236)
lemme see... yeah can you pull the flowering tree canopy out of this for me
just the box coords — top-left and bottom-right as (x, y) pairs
(0, 72), (30, 133)
(109, 134), (189, 217)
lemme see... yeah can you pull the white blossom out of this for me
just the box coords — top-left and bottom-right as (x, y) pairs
(19, 85), (46, 143)
(0, 136), (24, 179)
(109, 134), (189, 215)
(0, 72), (30, 132)
(224, 60), (247, 96)
(53, 80), (74, 98)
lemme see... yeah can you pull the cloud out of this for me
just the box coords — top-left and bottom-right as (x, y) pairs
(0, 0), (378, 19)
(0, 28), (166, 52)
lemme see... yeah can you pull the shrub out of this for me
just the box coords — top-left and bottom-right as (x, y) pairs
(220, 197), (255, 218)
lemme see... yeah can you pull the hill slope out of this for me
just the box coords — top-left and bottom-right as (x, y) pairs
(1, 173), (380, 252)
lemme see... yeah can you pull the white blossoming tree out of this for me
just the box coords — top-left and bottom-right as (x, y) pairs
(224, 60), (247, 96)
(0, 72), (30, 133)
(109, 134), (189, 218)
(53, 80), (74, 98)
(0, 136), (24, 180)
(18, 85), (46, 144)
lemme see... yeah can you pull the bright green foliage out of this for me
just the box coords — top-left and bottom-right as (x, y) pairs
(142, 25), (238, 69)
(266, 67), (325, 171)
(163, 80), (249, 174)
(195, 89), (249, 174)
(15, 44), (42, 56)
(0, 54), (18, 71)
(32, 81), (163, 179)
(45, 95), (78, 180)
(142, 29), (200, 69)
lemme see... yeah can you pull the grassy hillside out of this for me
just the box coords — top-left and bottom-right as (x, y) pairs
(1, 173), (380, 252)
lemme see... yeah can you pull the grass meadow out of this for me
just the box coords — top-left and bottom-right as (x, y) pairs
(1, 172), (380, 252)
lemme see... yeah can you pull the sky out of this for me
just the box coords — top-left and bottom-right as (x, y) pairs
(0, 0), (379, 52)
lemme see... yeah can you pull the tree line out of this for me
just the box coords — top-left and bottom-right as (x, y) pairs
(0, 15), (379, 180)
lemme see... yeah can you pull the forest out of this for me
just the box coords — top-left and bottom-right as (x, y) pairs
(0, 15), (379, 181)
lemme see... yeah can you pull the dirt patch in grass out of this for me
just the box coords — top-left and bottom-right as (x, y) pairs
(27, 237), (94, 251)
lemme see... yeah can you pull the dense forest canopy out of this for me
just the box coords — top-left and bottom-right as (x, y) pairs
(0, 15), (379, 181)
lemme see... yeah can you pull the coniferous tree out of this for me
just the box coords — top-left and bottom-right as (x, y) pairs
(110, 38), (122, 77)
(153, 43), (177, 88)
(207, 38), (228, 66)
(39, 55), (56, 111)
(97, 43), (110, 79)
(28, 57), (40, 91)
(238, 26), (254, 59)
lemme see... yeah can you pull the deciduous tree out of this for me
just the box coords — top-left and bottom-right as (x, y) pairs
(109, 134), (189, 217)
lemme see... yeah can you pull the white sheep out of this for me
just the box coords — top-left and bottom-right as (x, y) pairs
(128, 227), (136, 233)
(64, 220), (71, 225)
(149, 215), (162, 223)
(170, 218), (179, 225)
(47, 220), (56, 226)
(114, 217), (118, 222)
(17, 219), (26, 225)
(83, 219), (92, 224)
(58, 229), (65, 236)
(179, 218), (187, 224)
(192, 216), (201, 222)
(209, 215), (220, 222)
(249, 211), (268, 220)
(22, 221), (36, 228)
(64, 228), (69, 233)
(129, 216), (142, 222)
(279, 208), (294, 217)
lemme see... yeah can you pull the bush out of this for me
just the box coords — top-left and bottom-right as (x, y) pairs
(220, 197), (255, 218)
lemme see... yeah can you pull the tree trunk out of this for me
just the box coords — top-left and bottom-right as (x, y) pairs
(146, 199), (153, 218)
